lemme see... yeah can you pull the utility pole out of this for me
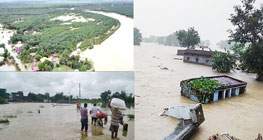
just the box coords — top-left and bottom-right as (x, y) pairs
(79, 83), (81, 100)
(69, 91), (70, 103)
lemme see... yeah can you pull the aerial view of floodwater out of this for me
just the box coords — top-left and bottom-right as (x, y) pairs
(135, 43), (263, 140)
(0, 103), (134, 140)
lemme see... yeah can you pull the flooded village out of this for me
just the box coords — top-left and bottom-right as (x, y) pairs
(134, 0), (263, 139)
(135, 43), (263, 140)
(0, 72), (135, 140)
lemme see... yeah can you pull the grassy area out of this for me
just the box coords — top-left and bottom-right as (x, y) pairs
(52, 65), (74, 72)
(72, 99), (102, 104)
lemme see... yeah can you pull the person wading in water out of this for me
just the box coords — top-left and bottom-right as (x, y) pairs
(80, 103), (88, 132)
(110, 108), (123, 139)
(90, 103), (101, 126)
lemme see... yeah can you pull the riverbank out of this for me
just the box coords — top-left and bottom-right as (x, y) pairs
(78, 10), (133, 71)
(135, 43), (263, 140)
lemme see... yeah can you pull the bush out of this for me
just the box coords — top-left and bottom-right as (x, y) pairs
(38, 60), (54, 71)
(211, 51), (236, 73)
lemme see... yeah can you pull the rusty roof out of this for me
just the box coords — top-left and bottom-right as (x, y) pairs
(184, 49), (217, 57)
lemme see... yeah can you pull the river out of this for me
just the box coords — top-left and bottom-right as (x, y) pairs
(77, 10), (133, 71)
(135, 43), (263, 140)
(0, 103), (134, 140)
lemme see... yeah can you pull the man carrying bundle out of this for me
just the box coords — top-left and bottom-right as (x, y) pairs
(109, 98), (126, 139)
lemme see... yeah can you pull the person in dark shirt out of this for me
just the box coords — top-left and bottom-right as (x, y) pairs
(80, 103), (88, 132)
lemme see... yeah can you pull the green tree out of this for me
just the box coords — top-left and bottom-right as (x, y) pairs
(211, 51), (237, 73)
(230, 43), (245, 56)
(134, 28), (142, 46)
(176, 27), (200, 49)
(100, 90), (111, 104)
(38, 60), (54, 71)
(0, 43), (5, 48)
(35, 54), (41, 61)
(229, 0), (263, 81)
(28, 92), (37, 101)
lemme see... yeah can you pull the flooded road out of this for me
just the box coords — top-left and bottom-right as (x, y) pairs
(135, 43), (263, 140)
(0, 25), (26, 71)
(0, 103), (134, 140)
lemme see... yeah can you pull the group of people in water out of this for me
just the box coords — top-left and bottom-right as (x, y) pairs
(78, 103), (123, 139)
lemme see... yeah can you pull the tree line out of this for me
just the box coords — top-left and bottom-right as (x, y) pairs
(100, 90), (134, 106)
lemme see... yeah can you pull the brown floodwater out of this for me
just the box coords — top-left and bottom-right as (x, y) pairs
(0, 103), (134, 140)
(135, 43), (263, 140)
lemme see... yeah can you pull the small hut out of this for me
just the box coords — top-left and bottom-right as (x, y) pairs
(180, 75), (247, 103)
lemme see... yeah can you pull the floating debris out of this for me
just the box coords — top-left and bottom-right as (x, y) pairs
(208, 133), (263, 140)
(174, 58), (182, 60)
(158, 64), (169, 70)
(161, 104), (205, 140)
(153, 56), (160, 59)
(3, 114), (17, 118)
(0, 119), (9, 124)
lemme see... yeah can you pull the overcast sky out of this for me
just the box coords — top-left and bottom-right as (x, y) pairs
(0, 72), (134, 98)
(135, 0), (262, 49)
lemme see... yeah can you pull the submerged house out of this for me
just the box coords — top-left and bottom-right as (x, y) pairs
(15, 42), (23, 54)
(32, 65), (40, 71)
(180, 75), (247, 103)
(12, 91), (32, 102)
(183, 49), (217, 66)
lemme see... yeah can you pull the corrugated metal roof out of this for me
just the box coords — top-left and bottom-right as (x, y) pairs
(184, 49), (217, 57)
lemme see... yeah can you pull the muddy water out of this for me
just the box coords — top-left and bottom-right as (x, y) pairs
(135, 43), (263, 140)
(0, 103), (134, 140)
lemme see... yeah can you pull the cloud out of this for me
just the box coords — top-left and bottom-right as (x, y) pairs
(0, 72), (134, 98)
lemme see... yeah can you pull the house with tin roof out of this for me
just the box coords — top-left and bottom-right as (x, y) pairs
(183, 49), (217, 66)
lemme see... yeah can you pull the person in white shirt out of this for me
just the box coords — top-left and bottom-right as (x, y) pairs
(90, 103), (101, 126)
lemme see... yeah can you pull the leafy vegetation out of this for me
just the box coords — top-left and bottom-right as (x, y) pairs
(100, 90), (134, 106)
(177, 27), (200, 49)
(0, 119), (9, 124)
(127, 114), (134, 121)
(38, 60), (54, 71)
(211, 51), (237, 73)
(188, 77), (224, 103)
(134, 28), (142, 46)
(229, 0), (263, 81)
(59, 50), (91, 71)
(0, 89), (9, 104)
